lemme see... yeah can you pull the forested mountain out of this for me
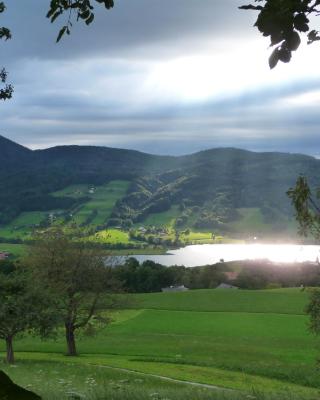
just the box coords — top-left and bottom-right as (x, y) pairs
(1, 135), (319, 233)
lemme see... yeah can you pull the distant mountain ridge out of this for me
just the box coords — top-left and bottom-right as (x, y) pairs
(0, 135), (32, 165)
(0, 135), (319, 234)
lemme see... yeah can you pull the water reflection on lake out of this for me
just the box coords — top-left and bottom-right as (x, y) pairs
(132, 244), (320, 267)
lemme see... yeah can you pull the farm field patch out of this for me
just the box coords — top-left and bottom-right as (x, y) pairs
(61, 181), (130, 226)
(0, 211), (50, 239)
(1, 288), (319, 398)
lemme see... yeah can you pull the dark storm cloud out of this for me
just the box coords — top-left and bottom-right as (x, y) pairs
(3, 75), (320, 155)
(2, 0), (255, 62)
(0, 0), (319, 155)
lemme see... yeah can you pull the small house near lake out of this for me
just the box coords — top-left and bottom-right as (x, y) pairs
(162, 285), (189, 293)
(216, 283), (239, 290)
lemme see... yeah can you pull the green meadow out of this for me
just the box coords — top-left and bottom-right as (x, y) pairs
(89, 229), (134, 244)
(142, 205), (181, 227)
(226, 208), (298, 240)
(0, 211), (49, 239)
(53, 180), (130, 226)
(1, 288), (320, 399)
(0, 243), (27, 257)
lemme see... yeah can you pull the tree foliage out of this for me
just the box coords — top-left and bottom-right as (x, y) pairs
(27, 228), (118, 356)
(0, 261), (55, 364)
(46, 0), (114, 42)
(287, 176), (320, 239)
(306, 289), (320, 336)
(0, 0), (114, 101)
(0, 2), (13, 100)
(240, 0), (320, 68)
(288, 177), (320, 362)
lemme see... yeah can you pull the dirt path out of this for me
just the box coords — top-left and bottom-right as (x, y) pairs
(91, 363), (234, 392)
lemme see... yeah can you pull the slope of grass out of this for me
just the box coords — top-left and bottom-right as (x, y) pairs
(0, 243), (27, 257)
(2, 354), (319, 400)
(1, 358), (214, 400)
(226, 208), (298, 239)
(0, 211), (49, 239)
(52, 184), (93, 199)
(128, 288), (308, 314)
(142, 206), (181, 227)
(0, 289), (318, 397)
(69, 181), (130, 226)
(89, 229), (134, 244)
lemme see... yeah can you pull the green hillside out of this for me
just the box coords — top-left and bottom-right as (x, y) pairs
(53, 180), (130, 226)
(1, 288), (319, 399)
(128, 288), (308, 314)
(1, 136), (319, 247)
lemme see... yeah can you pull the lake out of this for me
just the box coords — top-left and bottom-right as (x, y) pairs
(132, 244), (320, 267)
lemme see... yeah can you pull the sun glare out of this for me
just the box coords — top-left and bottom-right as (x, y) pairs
(145, 44), (268, 102)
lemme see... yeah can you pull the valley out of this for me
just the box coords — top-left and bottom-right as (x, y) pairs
(0, 135), (312, 257)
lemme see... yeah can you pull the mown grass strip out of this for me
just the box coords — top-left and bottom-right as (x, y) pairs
(2, 352), (319, 398)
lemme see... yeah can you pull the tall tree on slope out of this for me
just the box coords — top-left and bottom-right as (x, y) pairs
(0, 261), (55, 364)
(27, 229), (119, 356)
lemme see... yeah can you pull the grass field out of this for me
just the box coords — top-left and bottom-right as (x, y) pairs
(89, 229), (134, 244)
(54, 181), (130, 226)
(142, 205), (181, 227)
(0, 243), (27, 257)
(227, 208), (298, 239)
(1, 288), (319, 399)
(2, 358), (234, 400)
(0, 181), (128, 240)
(0, 211), (49, 239)
(127, 288), (309, 314)
(2, 358), (306, 400)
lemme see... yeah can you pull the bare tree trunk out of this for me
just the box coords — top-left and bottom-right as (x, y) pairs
(5, 336), (14, 364)
(65, 323), (77, 356)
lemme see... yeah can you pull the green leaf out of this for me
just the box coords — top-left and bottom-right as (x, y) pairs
(80, 9), (90, 20)
(56, 25), (67, 43)
(285, 31), (301, 52)
(85, 13), (95, 25)
(269, 48), (279, 69)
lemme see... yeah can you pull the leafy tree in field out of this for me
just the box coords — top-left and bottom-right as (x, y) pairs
(240, 0), (320, 68)
(0, 261), (55, 364)
(27, 229), (118, 356)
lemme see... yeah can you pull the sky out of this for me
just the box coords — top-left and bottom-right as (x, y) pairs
(1, 0), (320, 155)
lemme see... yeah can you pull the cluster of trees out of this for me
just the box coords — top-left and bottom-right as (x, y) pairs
(0, 229), (119, 364)
(115, 258), (320, 292)
(234, 260), (320, 289)
(114, 258), (229, 293)
(114, 258), (177, 293)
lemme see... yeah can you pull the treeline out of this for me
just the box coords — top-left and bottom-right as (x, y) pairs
(233, 260), (320, 289)
(114, 258), (229, 292)
(114, 258), (320, 293)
